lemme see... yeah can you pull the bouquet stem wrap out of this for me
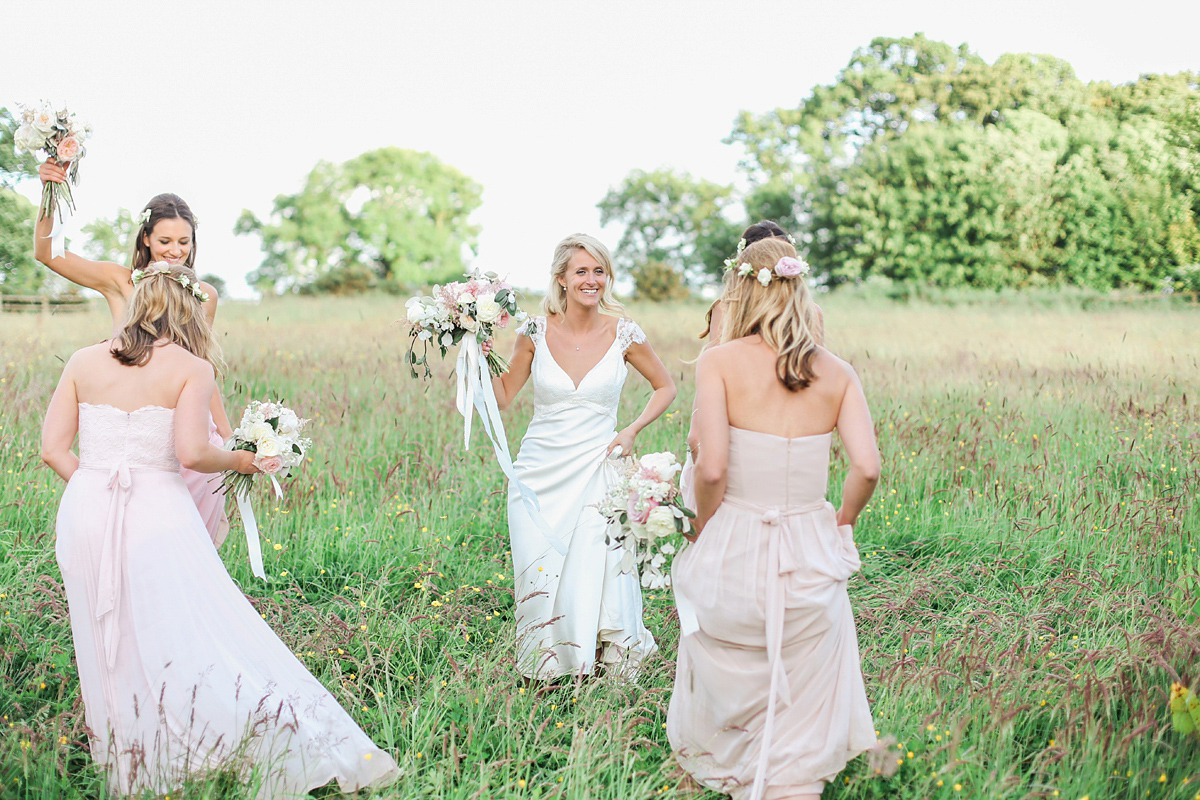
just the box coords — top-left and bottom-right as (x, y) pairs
(455, 337), (566, 556)
(234, 475), (283, 581)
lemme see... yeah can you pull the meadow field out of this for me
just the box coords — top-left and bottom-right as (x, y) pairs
(1, 293), (1198, 799)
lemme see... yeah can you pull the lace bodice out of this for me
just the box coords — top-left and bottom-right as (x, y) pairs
(521, 316), (646, 418)
(77, 404), (180, 472)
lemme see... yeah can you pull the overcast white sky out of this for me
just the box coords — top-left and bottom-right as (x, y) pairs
(4, 0), (1198, 297)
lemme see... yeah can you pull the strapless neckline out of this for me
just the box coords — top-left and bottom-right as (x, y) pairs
(729, 425), (833, 441)
(79, 402), (174, 415)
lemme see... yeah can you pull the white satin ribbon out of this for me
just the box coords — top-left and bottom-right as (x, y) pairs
(455, 336), (567, 555)
(48, 213), (67, 260)
(236, 491), (267, 580)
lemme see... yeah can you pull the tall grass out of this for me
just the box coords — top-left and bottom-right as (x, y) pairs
(1, 294), (1197, 798)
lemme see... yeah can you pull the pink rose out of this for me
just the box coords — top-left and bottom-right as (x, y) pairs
(255, 455), (284, 474)
(629, 497), (659, 525)
(55, 135), (81, 162)
(774, 256), (809, 278)
(497, 311), (510, 328)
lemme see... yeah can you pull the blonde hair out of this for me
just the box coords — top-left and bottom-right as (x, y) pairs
(719, 237), (820, 391)
(111, 263), (223, 372)
(541, 233), (627, 318)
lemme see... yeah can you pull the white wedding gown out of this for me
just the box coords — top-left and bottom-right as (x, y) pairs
(506, 316), (658, 680)
(56, 403), (399, 797)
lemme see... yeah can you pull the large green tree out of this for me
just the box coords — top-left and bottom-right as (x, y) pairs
(597, 168), (739, 283)
(81, 208), (136, 265)
(0, 107), (44, 295)
(729, 36), (1199, 289)
(236, 147), (483, 294)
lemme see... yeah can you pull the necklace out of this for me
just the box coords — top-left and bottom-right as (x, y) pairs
(562, 320), (598, 351)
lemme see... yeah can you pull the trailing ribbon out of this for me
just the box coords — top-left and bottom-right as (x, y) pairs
(96, 462), (132, 668)
(454, 336), (567, 556)
(48, 213), (67, 260)
(236, 491), (267, 580)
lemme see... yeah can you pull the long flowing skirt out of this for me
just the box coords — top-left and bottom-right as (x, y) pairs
(668, 497), (874, 798)
(507, 406), (656, 680)
(56, 465), (398, 797)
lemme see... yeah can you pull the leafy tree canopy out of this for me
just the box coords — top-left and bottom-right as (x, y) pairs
(236, 147), (482, 294)
(600, 36), (1200, 292)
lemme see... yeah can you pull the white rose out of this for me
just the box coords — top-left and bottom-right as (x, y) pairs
(14, 124), (43, 154)
(456, 292), (474, 308)
(639, 452), (680, 482)
(757, 267), (772, 287)
(31, 105), (58, 134)
(645, 506), (676, 540)
(277, 409), (301, 434)
(256, 435), (284, 457)
(475, 296), (503, 325)
(247, 420), (274, 443)
(405, 297), (427, 324)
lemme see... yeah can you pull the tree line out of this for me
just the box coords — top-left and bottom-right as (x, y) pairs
(602, 34), (1200, 295)
(3, 35), (1197, 297)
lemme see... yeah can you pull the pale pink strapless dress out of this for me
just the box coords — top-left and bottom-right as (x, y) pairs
(668, 427), (875, 799)
(55, 403), (399, 797)
(179, 419), (230, 546)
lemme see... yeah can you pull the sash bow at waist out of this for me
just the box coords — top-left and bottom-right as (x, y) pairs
(673, 495), (837, 800)
(78, 461), (176, 668)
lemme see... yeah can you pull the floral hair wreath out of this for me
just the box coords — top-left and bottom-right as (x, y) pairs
(724, 253), (811, 287)
(132, 261), (210, 303)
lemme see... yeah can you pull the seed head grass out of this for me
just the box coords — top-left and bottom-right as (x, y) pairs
(0, 294), (1197, 798)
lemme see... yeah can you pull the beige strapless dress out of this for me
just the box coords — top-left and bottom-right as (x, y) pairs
(668, 427), (875, 799)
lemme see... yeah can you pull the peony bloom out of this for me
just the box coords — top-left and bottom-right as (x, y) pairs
(255, 455), (284, 474)
(55, 135), (81, 162)
(774, 256), (810, 278)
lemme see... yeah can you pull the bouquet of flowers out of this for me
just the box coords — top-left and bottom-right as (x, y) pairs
(221, 400), (312, 497)
(596, 451), (695, 589)
(12, 102), (91, 222)
(404, 269), (526, 378)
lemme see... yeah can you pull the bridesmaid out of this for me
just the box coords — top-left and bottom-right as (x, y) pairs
(40, 261), (399, 796)
(668, 235), (880, 799)
(35, 160), (232, 546)
(681, 221), (824, 510)
(492, 233), (676, 681)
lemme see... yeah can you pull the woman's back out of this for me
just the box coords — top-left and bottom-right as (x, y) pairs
(714, 337), (852, 438)
(70, 341), (196, 412)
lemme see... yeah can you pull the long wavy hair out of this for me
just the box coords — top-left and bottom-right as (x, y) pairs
(110, 263), (223, 372)
(131, 193), (198, 271)
(541, 233), (627, 318)
(719, 237), (820, 391)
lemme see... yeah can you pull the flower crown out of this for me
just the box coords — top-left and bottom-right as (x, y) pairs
(132, 261), (210, 303)
(724, 253), (811, 286)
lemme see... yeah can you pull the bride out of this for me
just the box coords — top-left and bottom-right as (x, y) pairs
(492, 233), (676, 680)
(40, 261), (399, 796)
(35, 160), (232, 546)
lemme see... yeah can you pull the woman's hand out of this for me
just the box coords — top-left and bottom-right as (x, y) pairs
(232, 450), (260, 475)
(607, 427), (635, 457)
(39, 159), (68, 185)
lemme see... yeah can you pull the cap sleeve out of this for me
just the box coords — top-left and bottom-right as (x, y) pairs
(519, 315), (546, 346)
(616, 317), (647, 354)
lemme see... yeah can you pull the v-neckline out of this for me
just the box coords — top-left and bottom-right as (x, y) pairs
(542, 319), (620, 391)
